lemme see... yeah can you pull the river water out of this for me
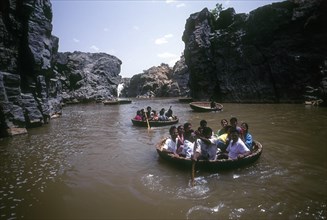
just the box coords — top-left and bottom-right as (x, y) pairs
(0, 98), (326, 220)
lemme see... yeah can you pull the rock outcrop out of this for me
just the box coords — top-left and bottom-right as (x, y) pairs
(126, 60), (189, 98)
(0, 0), (122, 137)
(0, 0), (60, 136)
(182, 0), (327, 104)
(54, 51), (122, 103)
(171, 55), (190, 97)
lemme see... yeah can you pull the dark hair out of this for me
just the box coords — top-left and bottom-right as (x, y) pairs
(200, 119), (207, 127)
(221, 119), (228, 124)
(183, 122), (191, 130)
(166, 108), (173, 117)
(241, 122), (249, 130)
(230, 117), (238, 123)
(169, 125), (177, 134)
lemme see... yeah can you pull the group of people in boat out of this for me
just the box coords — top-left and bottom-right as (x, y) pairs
(134, 106), (177, 121)
(162, 117), (253, 161)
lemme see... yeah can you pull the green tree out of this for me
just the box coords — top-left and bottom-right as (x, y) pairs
(210, 3), (223, 20)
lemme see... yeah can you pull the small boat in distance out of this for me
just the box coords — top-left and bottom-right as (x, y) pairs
(189, 101), (223, 112)
(304, 99), (323, 106)
(117, 98), (132, 104)
(156, 139), (263, 171)
(131, 118), (179, 127)
(103, 98), (132, 105)
(103, 100), (119, 105)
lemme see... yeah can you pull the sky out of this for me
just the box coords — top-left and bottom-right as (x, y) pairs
(51, 0), (283, 78)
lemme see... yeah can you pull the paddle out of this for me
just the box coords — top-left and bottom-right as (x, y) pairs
(144, 110), (151, 130)
(191, 159), (195, 187)
(191, 138), (198, 187)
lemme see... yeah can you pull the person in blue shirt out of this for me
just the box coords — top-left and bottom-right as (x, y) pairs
(240, 122), (253, 150)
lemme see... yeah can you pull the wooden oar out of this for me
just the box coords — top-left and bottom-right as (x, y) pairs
(144, 111), (151, 130)
(191, 160), (195, 187)
(191, 138), (198, 187)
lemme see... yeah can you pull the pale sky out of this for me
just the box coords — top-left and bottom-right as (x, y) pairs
(51, 0), (283, 78)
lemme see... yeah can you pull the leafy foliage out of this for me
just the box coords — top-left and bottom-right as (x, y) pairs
(210, 3), (223, 20)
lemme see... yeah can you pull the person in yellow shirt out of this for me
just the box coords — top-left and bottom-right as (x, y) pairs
(216, 125), (232, 152)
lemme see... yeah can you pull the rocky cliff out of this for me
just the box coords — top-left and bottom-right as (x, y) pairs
(182, 0), (327, 104)
(0, 0), (60, 136)
(0, 0), (122, 137)
(54, 51), (122, 103)
(125, 58), (190, 98)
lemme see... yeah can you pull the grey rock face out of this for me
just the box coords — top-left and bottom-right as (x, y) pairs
(127, 62), (189, 98)
(183, 0), (327, 104)
(0, 0), (123, 137)
(0, 0), (61, 136)
(172, 56), (190, 97)
(54, 52), (122, 102)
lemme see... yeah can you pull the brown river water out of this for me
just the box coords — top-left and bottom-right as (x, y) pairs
(0, 98), (326, 220)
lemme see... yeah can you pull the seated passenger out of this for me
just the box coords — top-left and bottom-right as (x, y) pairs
(134, 110), (142, 121)
(193, 127), (219, 161)
(146, 106), (153, 120)
(159, 108), (168, 121)
(152, 110), (159, 121)
(230, 117), (243, 135)
(180, 131), (195, 159)
(140, 108), (146, 121)
(216, 119), (228, 136)
(196, 119), (207, 135)
(210, 100), (216, 109)
(165, 106), (174, 120)
(226, 128), (251, 160)
(241, 122), (253, 150)
(216, 125), (232, 152)
(162, 126), (179, 156)
(183, 122), (194, 138)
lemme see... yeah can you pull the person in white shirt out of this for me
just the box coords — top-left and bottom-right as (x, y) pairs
(226, 128), (251, 160)
(162, 126), (179, 156)
(193, 127), (219, 161)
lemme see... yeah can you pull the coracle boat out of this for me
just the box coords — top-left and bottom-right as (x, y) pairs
(117, 98), (132, 104)
(156, 139), (263, 171)
(189, 101), (223, 112)
(103, 100), (119, 105)
(131, 118), (179, 127)
(304, 99), (323, 106)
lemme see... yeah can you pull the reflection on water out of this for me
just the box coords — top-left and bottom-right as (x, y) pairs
(0, 99), (326, 219)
